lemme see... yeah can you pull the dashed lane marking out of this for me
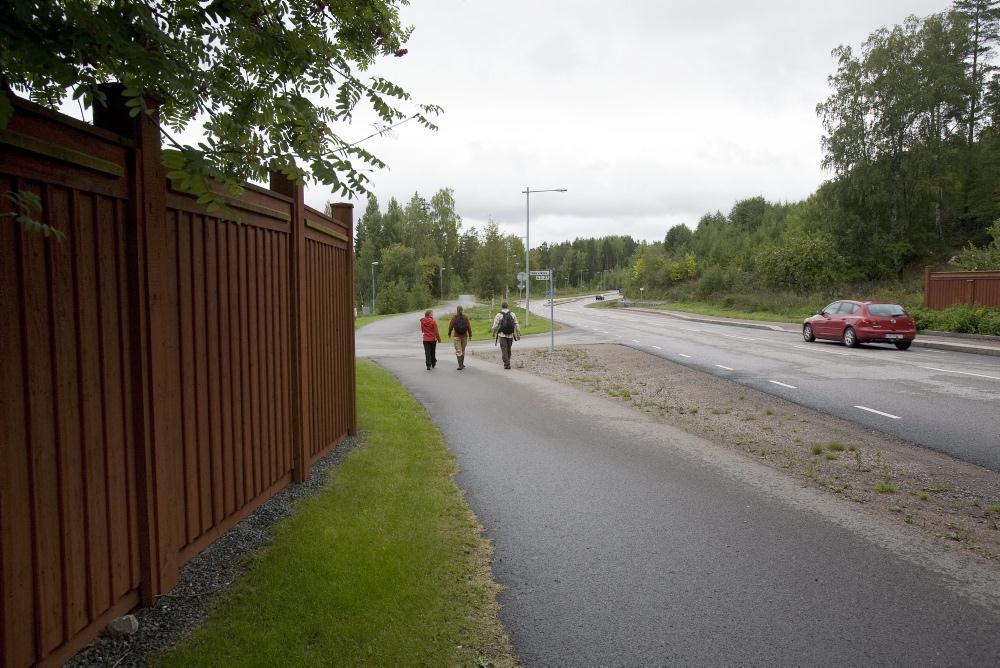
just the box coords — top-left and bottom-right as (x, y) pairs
(653, 345), (663, 350)
(854, 405), (901, 419)
(715, 364), (734, 371)
(678, 353), (692, 358)
(632, 339), (641, 343)
(769, 380), (797, 389)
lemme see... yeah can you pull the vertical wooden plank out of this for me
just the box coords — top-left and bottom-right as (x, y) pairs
(218, 222), (235, 517)
(261, 232), (273, 485)
(261, 230), (274, 486)
(247, 227), (261, 496)
(1, 182), (38, 668)
(268, 232), (280, 480)
(76, 193), (111, 620)
(205, 219), (223, 523)
(279, 234), (291, 473)
(238, 225), (251, 504)
(22, 182), (65, 657)
(49, 186), (88, 637)
(192, 215), (211, 534)
(117, 196), (141, 591)
(98, 197), (130, 603)
(177, 211), (198, 547)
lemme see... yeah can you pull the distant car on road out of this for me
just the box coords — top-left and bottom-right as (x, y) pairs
(595, 294), (604, 300)
(802, 300), (916, 350)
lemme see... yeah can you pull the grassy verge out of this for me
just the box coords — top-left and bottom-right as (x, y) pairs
(354, 313), (396, 329)
(651, 300), (807, 323)
(159, 360), (514, 667)
(437, 305), (555, 342)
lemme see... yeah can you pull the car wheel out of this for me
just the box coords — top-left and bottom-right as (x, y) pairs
(894, 341), (911, 350)
(802, 324), (815, 342)
(842, 327), (858, 348)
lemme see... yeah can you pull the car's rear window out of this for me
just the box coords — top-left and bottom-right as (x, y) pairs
(868, 304), (907, 316)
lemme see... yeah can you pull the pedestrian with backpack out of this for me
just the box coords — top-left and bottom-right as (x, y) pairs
(447, 305), (472, 370)
(420, 309), (441, 370)
(490, 301), (520, 369)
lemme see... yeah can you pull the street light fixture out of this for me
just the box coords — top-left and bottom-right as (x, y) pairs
(439, 266), (447, 302)
(371, 261), (379, 314)
(523, 187), (567, 327)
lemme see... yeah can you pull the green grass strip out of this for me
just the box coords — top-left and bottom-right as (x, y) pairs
(437, 304), (554, 342)
(353, 312), (396, 329)
(159, 360), (514, 667)
(651, 300), (807, 323)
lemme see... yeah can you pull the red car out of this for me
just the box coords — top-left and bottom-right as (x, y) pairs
(802, 300), (916, 350)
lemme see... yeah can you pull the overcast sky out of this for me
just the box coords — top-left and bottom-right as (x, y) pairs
(308, 0), (951, 245)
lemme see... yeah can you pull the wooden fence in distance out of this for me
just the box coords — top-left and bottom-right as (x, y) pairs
(923, 266), (1000, 309)
(1, 92), (355, 667)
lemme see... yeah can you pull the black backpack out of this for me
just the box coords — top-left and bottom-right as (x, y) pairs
(453, 314), (469, 335)
(499, 311), (515, 335)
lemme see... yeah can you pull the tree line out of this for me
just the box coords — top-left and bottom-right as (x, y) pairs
(353, 188), (641, 313)
(355, 1), (1000, 314)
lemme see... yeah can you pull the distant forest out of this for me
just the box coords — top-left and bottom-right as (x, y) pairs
(356, 0), (1000, 313)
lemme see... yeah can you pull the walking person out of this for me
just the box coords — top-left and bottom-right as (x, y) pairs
(420, 309), (441, 370)
(448, 305), (472, 370)
(491, 301), (520, 369)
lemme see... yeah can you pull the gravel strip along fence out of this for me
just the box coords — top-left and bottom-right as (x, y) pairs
(67, 435), (362, 667)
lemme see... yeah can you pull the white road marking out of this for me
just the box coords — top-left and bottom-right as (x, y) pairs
(715, 364), (734, 371)
(769, 380), (797, 389)
(678, 353), (692, 358)
(601, 330), (610, 334)
(854, 405), (901, 419)
(653, 345), (663, 350)
(632, 339), (641, 343)
(920, 366), (1000, 381)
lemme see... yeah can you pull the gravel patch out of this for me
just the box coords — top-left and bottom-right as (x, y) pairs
(472, 343), (1000, 565)
(67, 436), (363, 667)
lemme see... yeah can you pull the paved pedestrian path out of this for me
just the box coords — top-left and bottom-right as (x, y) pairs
(376, 355), (1000, 665)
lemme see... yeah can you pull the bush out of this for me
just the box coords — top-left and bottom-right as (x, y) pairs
(911, 303), (1000, 335)
(696, 265), (732, 298)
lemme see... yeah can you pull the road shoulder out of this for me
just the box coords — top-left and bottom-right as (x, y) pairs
(472, 343), (1000, 568)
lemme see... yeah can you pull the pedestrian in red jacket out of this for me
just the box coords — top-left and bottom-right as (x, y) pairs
(420, 309), (441, 370)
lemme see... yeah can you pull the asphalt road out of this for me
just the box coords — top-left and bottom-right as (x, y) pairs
(371, 345), (1000, 665)
(541, 297), (1000, 472)
(360, 307), (1000, 663)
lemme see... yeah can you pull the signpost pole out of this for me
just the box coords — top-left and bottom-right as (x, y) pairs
(550, 268), (555, 351)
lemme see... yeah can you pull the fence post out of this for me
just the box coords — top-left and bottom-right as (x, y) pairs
(923, 266), (931, 308)
(327, 203), (357, 435)
(270, 173), (311, 482)
(93, 84), (179, 603)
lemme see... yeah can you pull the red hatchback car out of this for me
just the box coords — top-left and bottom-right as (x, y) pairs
(802, 300), (917, 350)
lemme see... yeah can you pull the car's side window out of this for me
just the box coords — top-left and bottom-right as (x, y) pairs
(844, 303), (859, 315)
(824, 302), (840, 314)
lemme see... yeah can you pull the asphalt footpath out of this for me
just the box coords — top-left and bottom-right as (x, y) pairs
(376, 355), (1000, 665)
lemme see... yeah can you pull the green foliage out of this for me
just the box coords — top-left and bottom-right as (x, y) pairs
(909, 302), (1000, 334)
(0, 0), (441, 203)
(2, 190), (64, 239)
(755, 230), (848, 291)
(951, 220), (1000, 269)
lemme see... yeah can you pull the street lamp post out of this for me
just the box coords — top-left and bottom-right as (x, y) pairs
(523, 187), (566, 327)
(440, 266), (447, 302)
(371, 261), (379, 314)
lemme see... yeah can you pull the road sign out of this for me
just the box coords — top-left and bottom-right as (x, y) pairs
(533, 275), (550, 281)
(516, 271), (527, 281)
(529, 270), (550, 277)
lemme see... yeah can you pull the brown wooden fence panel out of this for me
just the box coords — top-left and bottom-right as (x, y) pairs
(1, 101), (142, 668)
(1, 94), (355, 667)
(162, 189), (296, 563)
(303, 205), (355, 462)
(924, 267), (1000, 309)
